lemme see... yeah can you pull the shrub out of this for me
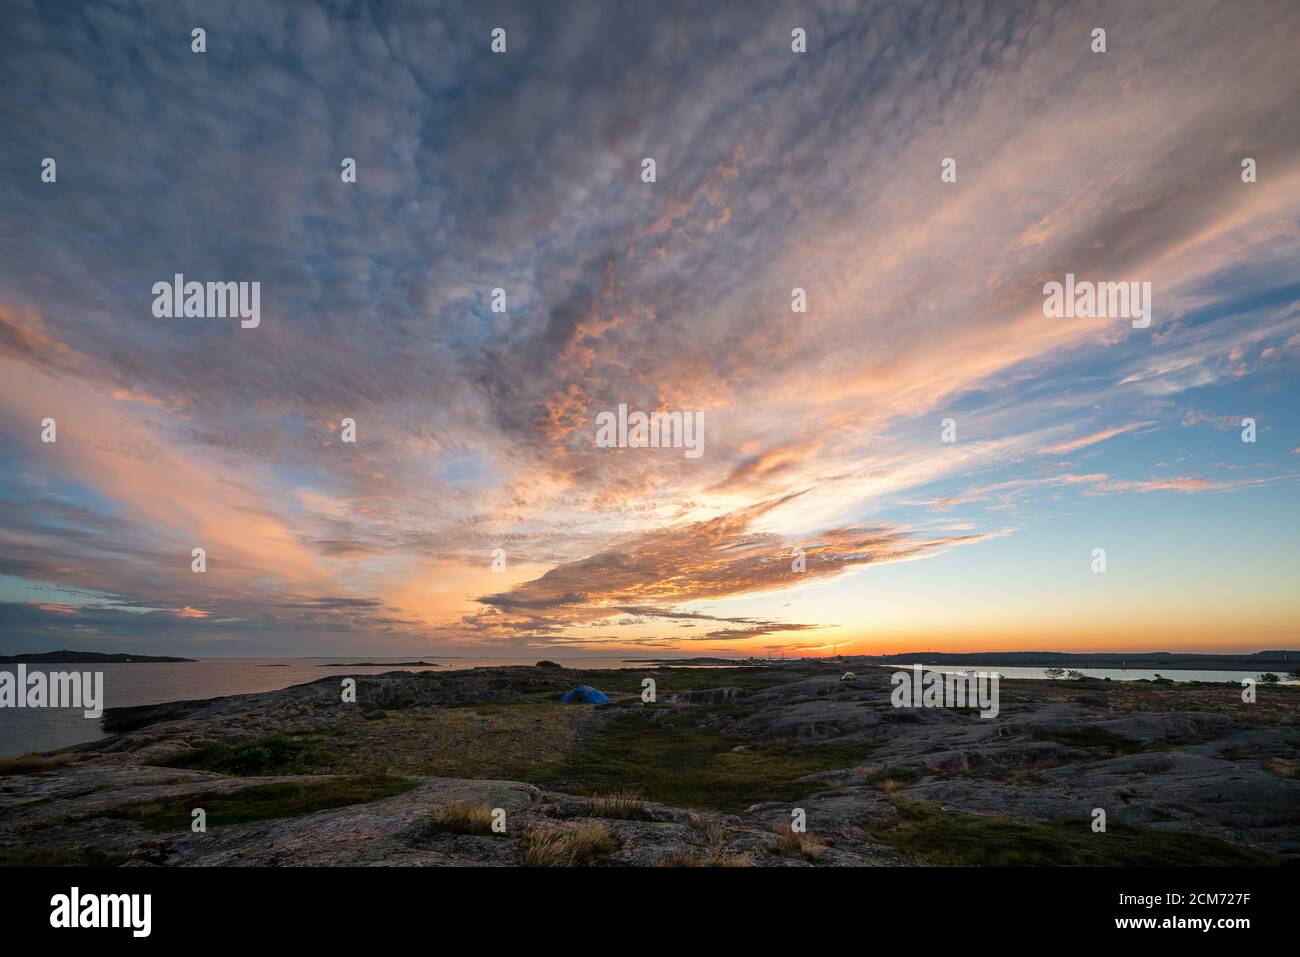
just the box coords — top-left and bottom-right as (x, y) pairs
(159, 733), (312, 775)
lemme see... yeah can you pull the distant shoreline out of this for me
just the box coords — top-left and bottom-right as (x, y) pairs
(0, 650), (196, 664)
(869, 651), (1297, 672)
(2, 650), (1293, 673)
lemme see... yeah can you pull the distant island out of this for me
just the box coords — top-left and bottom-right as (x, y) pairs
(319, 661), (440, 667)
(0, 650), (196, 663)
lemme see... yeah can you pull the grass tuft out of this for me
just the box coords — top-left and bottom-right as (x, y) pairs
(432, 801), (498, 834)
(0, 752), (75, 776)
(1264, 757), (1298, 779)
(521, 820), (617, 867)
(772, 821), (827, 861)
(588, 788), (650, 820)
(658, 848), (753, 867)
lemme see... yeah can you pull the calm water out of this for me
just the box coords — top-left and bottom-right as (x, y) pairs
(0, 656), (667, 758)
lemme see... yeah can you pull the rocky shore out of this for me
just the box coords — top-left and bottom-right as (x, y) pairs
(0, 660), (1296, 866)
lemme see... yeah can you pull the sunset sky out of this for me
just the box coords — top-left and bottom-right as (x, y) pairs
(1, 1), (1298, 658)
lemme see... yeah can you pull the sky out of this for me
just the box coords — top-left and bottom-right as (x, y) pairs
(1, 0), (1298, 659)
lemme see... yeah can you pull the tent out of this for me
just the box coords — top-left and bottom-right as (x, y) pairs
(560, 684), (610, 703)
(840, 672), (857, 681)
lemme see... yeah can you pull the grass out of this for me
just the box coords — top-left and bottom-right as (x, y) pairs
(772, 822), (827, 861)
(1032, 727), (1143, 757)
(658, 847), (753, 867)
(867, 767), (921, 788)
(0, 845), (132, 867)
(299, 704), (591, 780)
(431, 801), (499, 834)
(670, 817), (757, 866)
(521, 821), (617, 867)
(867, 798), (1273, 866)
(157, 733), (331, 776)
(104, 775), (417, 832)
(551, 667), (792, 697)
(1264, 757), (1298, 779)
(529, 709), (875, 813)
(588, 788), (650, 820)
(0, 752), (75, 776)
(1102, 680), (1300, 725)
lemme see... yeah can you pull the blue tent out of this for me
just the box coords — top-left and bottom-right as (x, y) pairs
(560, 684), (610, 704)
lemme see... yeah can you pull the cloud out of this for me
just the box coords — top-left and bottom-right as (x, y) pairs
(1, 0), (1298, 653)
(465, 493), (996, 642)
(1041, 422), (1154, 456)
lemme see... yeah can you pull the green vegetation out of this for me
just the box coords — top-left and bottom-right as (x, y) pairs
(105, 776), (416, 832)
(1032, 727), (1143, 757)
(0, 845), (132, 867)
(867, 799), (1272, 866)
(868, 767), (921, 787)
(528, 709), (879, 813)
(556, 667), (791, 697)
(158, 733), (332, 775)
(311, 703), (589, 779)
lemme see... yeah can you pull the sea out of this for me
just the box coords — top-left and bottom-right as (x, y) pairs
(1, 656), (1292, 758)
